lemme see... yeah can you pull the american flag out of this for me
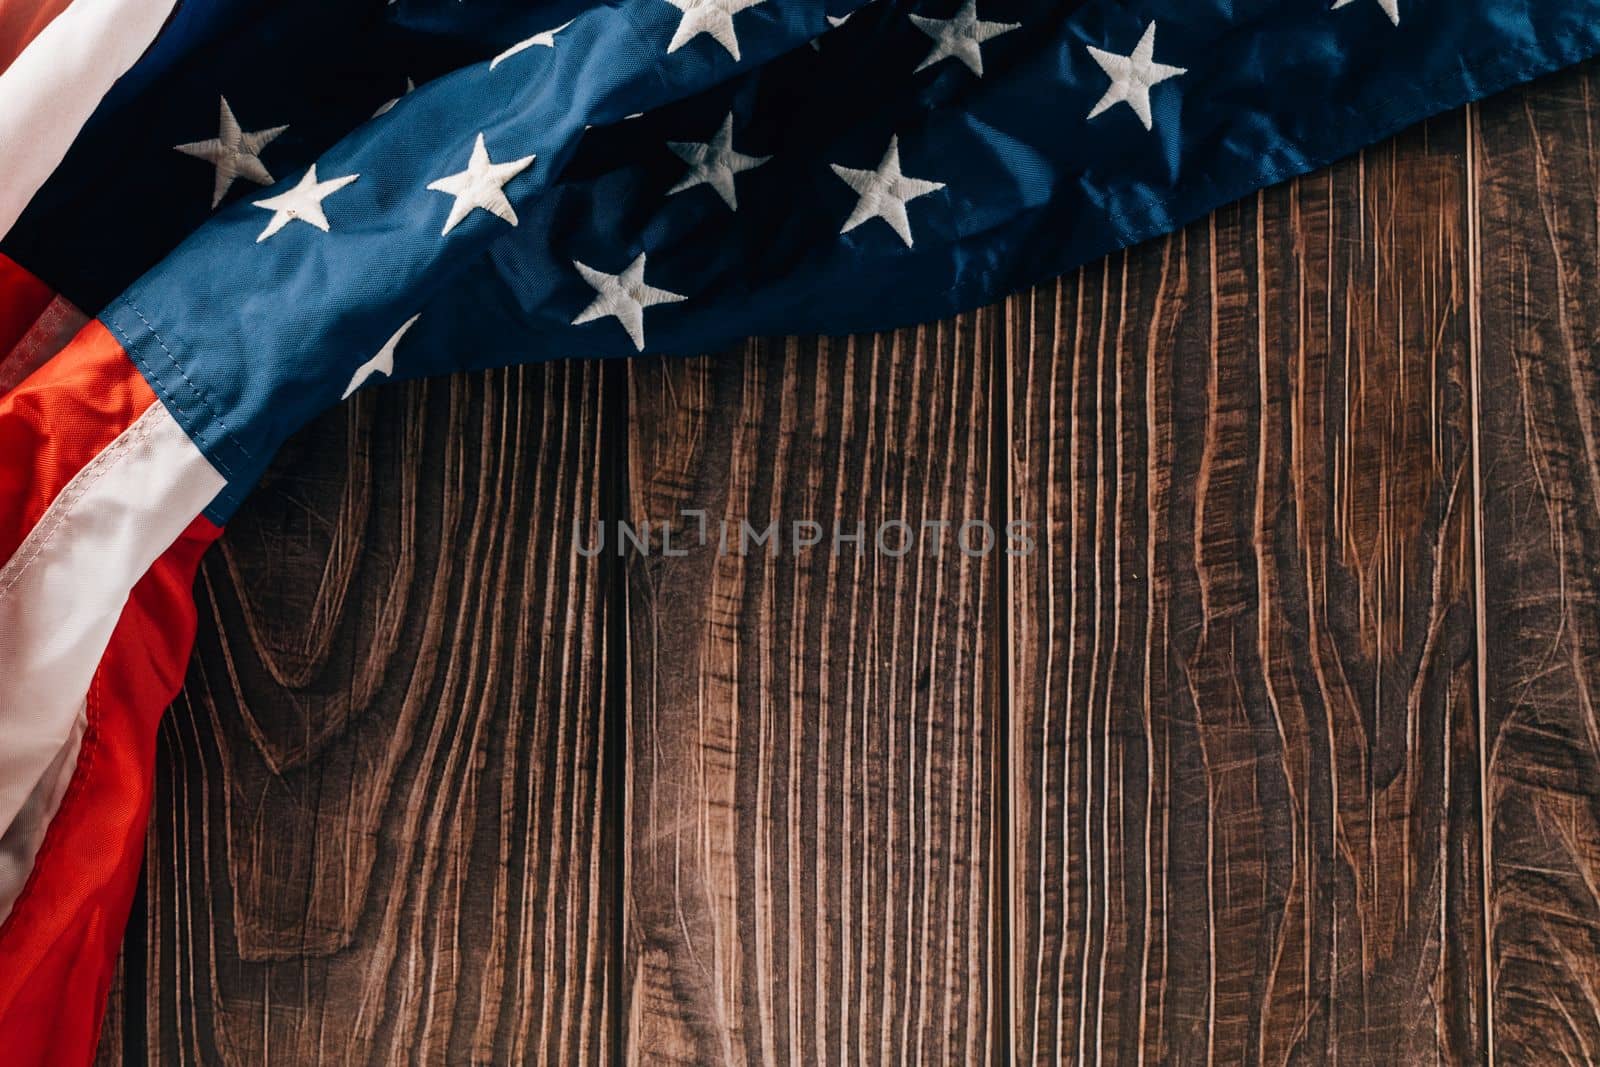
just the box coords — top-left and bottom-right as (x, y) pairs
(0, 0), (1595, 1060)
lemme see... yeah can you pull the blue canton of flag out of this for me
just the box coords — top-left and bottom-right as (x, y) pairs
(9, 0), (1600, 521)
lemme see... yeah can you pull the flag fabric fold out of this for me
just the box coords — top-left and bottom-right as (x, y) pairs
(0, 0), (181, 238)
(1, 0), (1597, 1059)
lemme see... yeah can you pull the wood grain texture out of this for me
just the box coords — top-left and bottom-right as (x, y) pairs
(623, 331), (1003, 1065)
(1471, 63), (1600, 1065)
(1008, 115), (1487, 1065)
(140, 363), (619, 1065)
(93, 949), (128, 1067)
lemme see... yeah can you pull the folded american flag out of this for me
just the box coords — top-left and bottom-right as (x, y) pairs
(1, 0), (1595, 1060)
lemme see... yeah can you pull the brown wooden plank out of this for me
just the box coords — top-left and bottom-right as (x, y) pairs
(1008, 116), (1487, 1063)
(1470, 60), (1600, 1064)
(623, 330), (1003, 1064)
(92, 948), (126, 1066)
(142, 363), (620, 1065)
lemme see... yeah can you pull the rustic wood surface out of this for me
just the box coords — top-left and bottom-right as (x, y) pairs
(1472, 63), (1600, 1065)
(138, 366), (620, 1065)
(624, 332), (1001, 1064)
(95, 61), (1600, 1064)
(1008, 112), (1484, 1065)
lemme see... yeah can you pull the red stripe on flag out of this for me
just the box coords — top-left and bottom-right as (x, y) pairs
(0, 0), (75, 75)
(0, 515), (220, 1067)
(0, 318), (157, 568)
(0, 252), (55, 357)
(0, 278), (224, 1065)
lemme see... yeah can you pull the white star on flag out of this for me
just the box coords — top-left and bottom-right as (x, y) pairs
(1332, 0), (1400, 26)
(343, 315), (420, 399)
(831, 135), (946, 248)
(1086, 21), (1186, 131)
(909, 1), (1018, 78)
(491, 19), (575, 69)
(667, 112), (770, 211)
(174, 96), (289, 208)
(426, 133), (536, 235)
(663, 0), (768, 62)
(572, 253), (686, 350)
(252, 166), (359, 243)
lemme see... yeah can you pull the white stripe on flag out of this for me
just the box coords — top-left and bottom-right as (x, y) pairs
(0, 0), (180, 240)
(0, 705), (81, 925)
(0, 400), (224, 917)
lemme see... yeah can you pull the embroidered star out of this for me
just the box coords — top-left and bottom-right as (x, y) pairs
(252, 165), (359, 242)
(373, 77), (415, 118)
(571, 253), (685, 351)
(908, 1), (1018, 77)
(1086, 21), (1186, 131)
(343, 315), (420, 399)
(663, 0), (767, 62)
(426, 133), (536, 235)
(491, 19), (574, 69)
(830, 135), (945, 248)
(1331, 0), (1399, 26)
(174, 96), (288, 208)
(667, 113), (769, 211)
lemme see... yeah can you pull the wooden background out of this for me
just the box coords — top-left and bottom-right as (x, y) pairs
(95, 60), (1600, 1064)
